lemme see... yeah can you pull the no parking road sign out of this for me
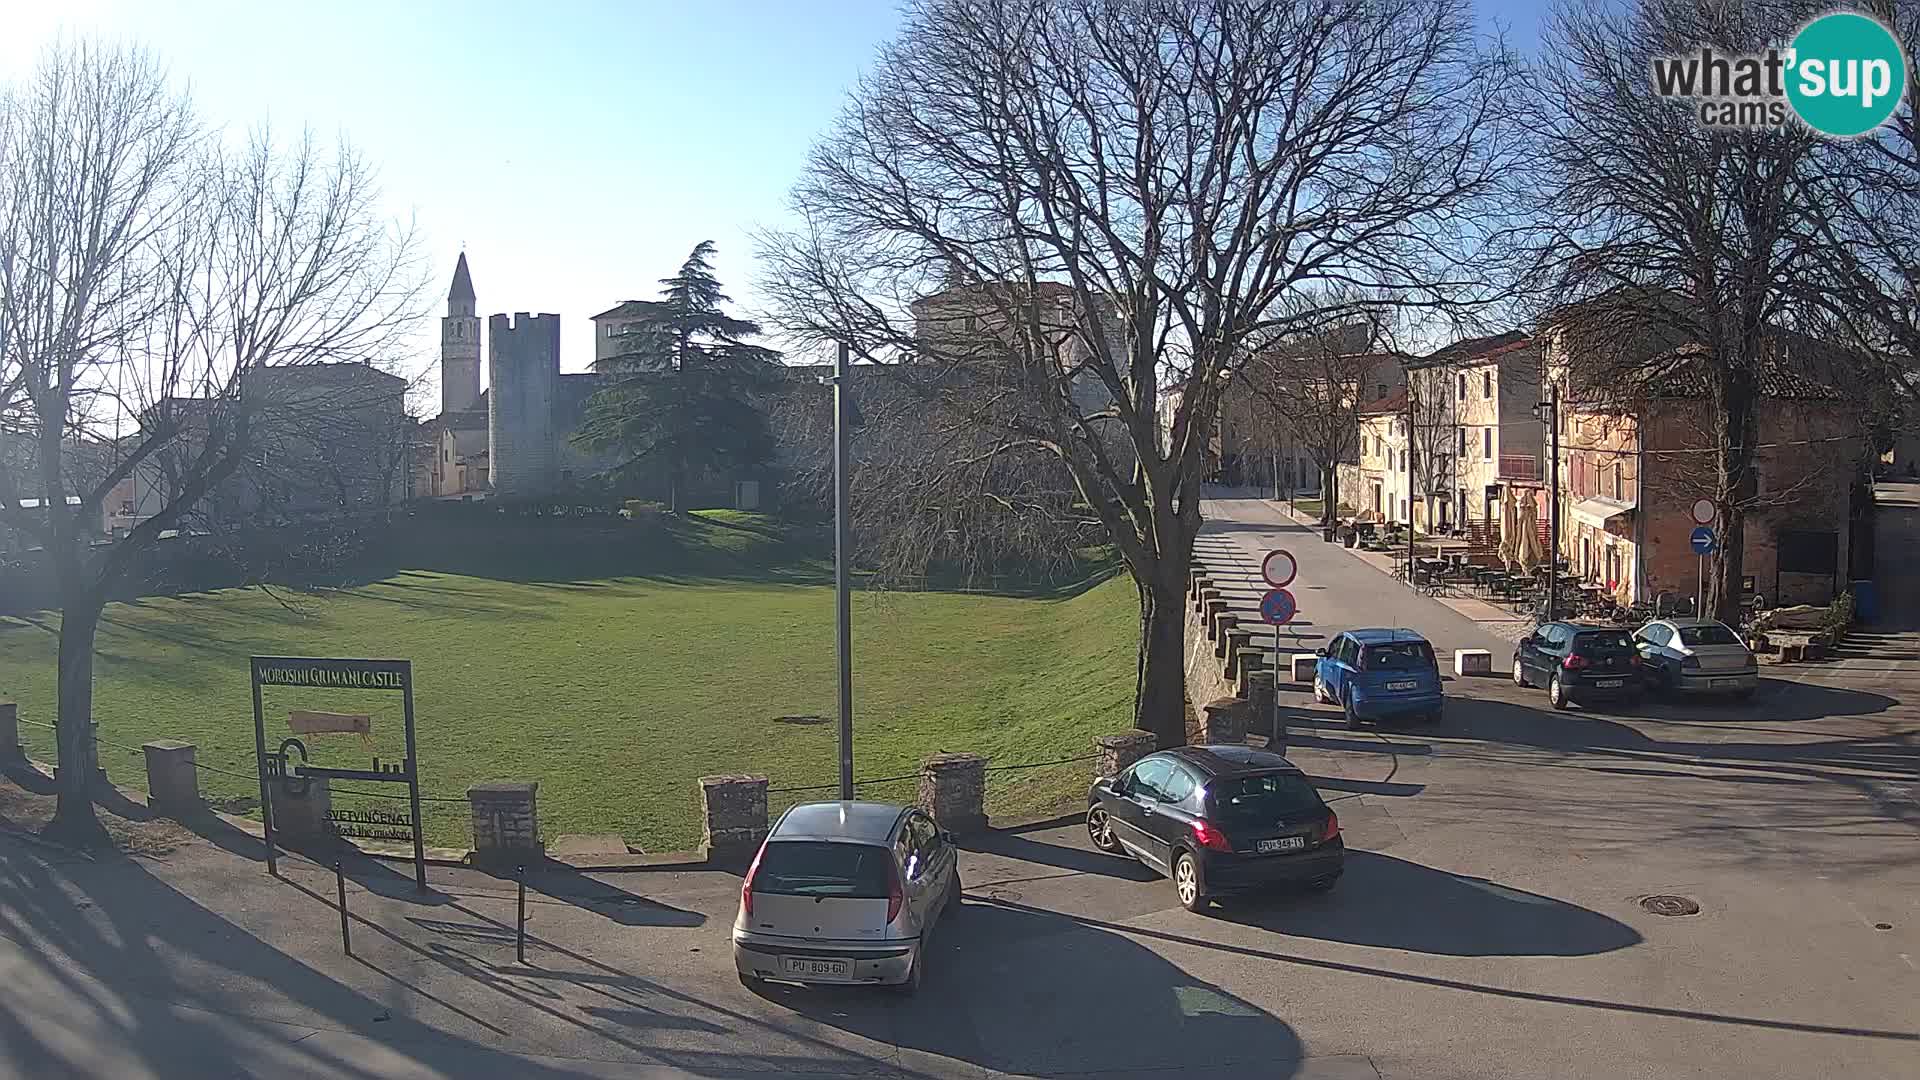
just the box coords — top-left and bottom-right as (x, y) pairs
(1260, 588), (1297, 625)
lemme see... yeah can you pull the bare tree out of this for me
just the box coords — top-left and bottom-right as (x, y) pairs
(1518, 0), (1867, 626)
(1238, 313), (1398, 527)
(0, 42), (424, 844)
(760, 0), (1517, 746)
(1406, 360), (1458, 529)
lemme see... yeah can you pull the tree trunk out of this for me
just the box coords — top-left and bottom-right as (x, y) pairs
(1134, 570), (1189, 749)
(47, 601), (110, 846)
(1712, 377), (1759, 626)
(1321, 465), (1338, 526)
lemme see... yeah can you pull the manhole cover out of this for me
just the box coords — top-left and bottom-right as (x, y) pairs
(984, 887), (1023, 904)
(1641, 894), (1701, 917)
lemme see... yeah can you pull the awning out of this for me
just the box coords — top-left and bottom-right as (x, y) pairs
(1571, 496), (1635, 529)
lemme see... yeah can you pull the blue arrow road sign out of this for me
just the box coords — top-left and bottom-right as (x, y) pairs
(1690, 526), (1716, 555)
(1260, 588), (1297, 625)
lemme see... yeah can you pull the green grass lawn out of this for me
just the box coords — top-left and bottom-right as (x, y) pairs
(0, 513), (1135, 852)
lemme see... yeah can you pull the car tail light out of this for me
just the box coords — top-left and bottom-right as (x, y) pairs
(1190, 819), (1233, 852)
(1628, 654), (1642, 667)
(741, 844), (765, 919)
(886, 862), (905, 923)
(1322, 810), (1341, 843)
(1563, 654), (1590, 670)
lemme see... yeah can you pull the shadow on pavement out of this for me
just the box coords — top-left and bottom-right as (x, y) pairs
(1218, 851), (1640, 957)
(965, 820), (1161, 882)
(754, 897), (1307, 1077)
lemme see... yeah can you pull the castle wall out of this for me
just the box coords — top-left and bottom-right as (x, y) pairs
(488, 313), (560, 496)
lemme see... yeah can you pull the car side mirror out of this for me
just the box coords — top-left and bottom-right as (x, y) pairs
(1314, 647), (1326, 657)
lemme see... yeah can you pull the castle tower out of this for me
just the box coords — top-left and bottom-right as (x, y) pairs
(440, 253), (482, 415)
(488, 312), (560, 496)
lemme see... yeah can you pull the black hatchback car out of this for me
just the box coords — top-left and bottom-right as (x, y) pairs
(1512, 622), (1644, 709)
(1085, 746), (1343, 912)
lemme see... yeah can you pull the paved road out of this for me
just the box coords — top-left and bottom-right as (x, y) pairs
(1195, 494), (1514, 662)
(4, 660), (1916, 1079)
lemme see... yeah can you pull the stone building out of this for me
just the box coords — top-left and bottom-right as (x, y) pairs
(420, 254), (613, 500)
(1547, 336), (1862, 609)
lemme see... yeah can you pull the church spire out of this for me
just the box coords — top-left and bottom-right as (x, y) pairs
(449, 251), (476, 310)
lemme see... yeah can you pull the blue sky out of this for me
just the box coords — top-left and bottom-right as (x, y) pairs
(2, 0), (1550, 399)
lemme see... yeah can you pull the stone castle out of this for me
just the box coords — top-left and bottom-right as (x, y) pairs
(425, 254), (609, 499)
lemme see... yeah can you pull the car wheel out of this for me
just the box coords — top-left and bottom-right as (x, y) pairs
(1548, 672), (1571, 710)
(1306, 874), (1340, 893)
(1086, 806), (1126, 854)
(1343, 697), (1363, 730)
(1512, 656), (1529, 688)
(1173, 851), (1207, 913)
(1313, 676), (1330, 704)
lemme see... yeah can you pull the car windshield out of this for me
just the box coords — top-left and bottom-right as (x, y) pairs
(1573, 631), (1634, 653)
(1678, 623), (1741, 646)
(1361, 641), (1433, 669)
(752, 841), (893, 899)
(1206, 772), (1323, 829)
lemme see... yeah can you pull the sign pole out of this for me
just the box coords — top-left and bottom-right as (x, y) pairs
(1258, 549), (1300, 750)
(252, 666), (277, 879)
(401, 665), (426, 892)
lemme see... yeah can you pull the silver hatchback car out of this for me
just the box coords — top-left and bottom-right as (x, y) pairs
(732, 801), (961, 995)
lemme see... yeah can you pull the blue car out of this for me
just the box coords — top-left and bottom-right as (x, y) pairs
(1313, 628), (1444, 729)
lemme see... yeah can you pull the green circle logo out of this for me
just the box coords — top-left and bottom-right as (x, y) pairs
(1786, 12), (1907, 137)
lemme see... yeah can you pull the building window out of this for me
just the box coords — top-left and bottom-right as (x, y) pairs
(1377, 382), (1387, 400)
(1457, 373), (1467, 400)
(1611, 464), (1622, 501)
(1482, 371), (1492, 398)
(1401, 498), (1409, 520)
(1482, 427), (1492, 460)
(1458, 427), (1467, 456)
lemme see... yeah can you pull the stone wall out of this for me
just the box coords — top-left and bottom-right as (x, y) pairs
(488, 312), (561, 496)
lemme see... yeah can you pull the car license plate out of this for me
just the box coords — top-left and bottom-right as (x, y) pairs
(1257, 836), (1307, 854)
(1386, 680), (1417, 691)
(781, 957), (851, 978)
(1595, 679), (1624, 688)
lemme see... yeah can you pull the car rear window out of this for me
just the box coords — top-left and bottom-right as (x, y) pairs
(1206, 772), (1323, 828)
(1573, 631), (1634, 653)
(1677, 623), (1741, 646)
(1360, 641), (1433, 670)
(752, 841), (893, 899)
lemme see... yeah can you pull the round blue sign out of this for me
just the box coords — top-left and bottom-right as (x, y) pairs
(1260, 588), (1297, 625)
(1689, 526), (1716, 555)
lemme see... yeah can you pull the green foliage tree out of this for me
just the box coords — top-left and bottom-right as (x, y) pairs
(575, 241), (781, 512)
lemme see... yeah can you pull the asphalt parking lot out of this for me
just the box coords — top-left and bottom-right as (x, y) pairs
(2, 671), (1916, 1079)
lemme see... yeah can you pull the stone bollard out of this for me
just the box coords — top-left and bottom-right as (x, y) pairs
(1195, 586), (1220, 614)
(1199, 698), (1249, 744)
(1204, 598), (1230, 638)
(1214, 614), (1240, 658)
(0, 702), (21, 765)
(918, 753), (988, 834)
(1244, 671), (1276, 732)
(469, 781), (543, 866)
(1235, 653), (1270, 697)
(1224, 628), (1255, 679)
(142, 740), (200, 817)
(1095, 731), (1158, 778)
(273, 777), (335, 846)
(698, 774), (769, 862)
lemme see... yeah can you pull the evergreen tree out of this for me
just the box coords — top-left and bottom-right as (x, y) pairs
(575, 241), (781, 512)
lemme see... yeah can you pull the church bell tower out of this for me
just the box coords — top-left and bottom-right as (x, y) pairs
(440, 252), (482, 415)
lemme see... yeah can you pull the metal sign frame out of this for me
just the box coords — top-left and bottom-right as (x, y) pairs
(251, 656), (426, 889)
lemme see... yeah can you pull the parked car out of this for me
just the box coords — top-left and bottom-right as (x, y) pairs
(1512, 622), (1643, 709)
(1312, 628), (1444, 729)
(1085, 746), (1344, 913)
(1633, 617), (1758, 699)
(733, 801), (960, 995)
